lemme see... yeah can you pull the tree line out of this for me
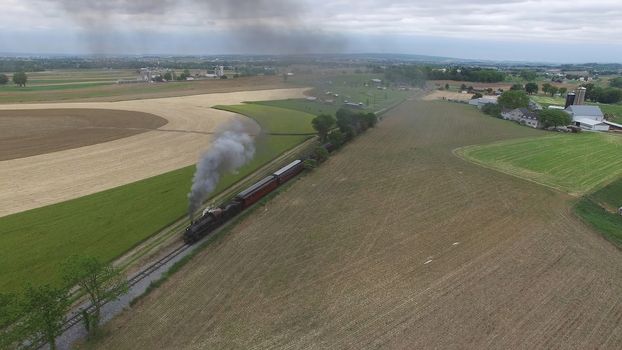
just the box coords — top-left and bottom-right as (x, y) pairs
(0, 256), (127, 349)
(308, 108), (378, 167)
(0, 72), (27, 87)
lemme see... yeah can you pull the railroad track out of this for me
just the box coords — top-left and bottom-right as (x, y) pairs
(34, 242), (191, 349)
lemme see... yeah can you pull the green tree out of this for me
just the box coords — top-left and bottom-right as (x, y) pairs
(0, 292), (25, 349)
(362, 112), (378, 128)
(163, 72), (172, 81)
(538, 109), (571, 128)
(21, 284), (69, 350)
(609, 77), (622, 88)
(519, 70), (537, 81)
(481, 103), (502, 118)
(510, 83), (524, 91)
(541, 83), (552, 95)
(460, 83), (467, 91)
(558, 87), (567, 96)
(471, 92), (483, 99)
(525, 82), (539, 94)
(12, 71), (27, 87)
(311, 114), (336, 142)
(548, 86), (559, 96)
(444, 83), (449, 90)
(327, 130), (345, 148)
(0, 73), (8, 85)
(498, 90), (529, 110)
(313, 146), (329, 163)
(62, 256), (128, 335)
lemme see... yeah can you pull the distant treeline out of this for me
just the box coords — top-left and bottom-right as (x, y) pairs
(383, 65), (507, 86)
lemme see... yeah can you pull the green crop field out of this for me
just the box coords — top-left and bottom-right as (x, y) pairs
(214, 103), (316, 134)
(0, 134), (308, 293)
(251, 99), (340, 117)
(574, 177), (622, 247)
(458, 132), (622, 195)
(0, 82), (113, 92)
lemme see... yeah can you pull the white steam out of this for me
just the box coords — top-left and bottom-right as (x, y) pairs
(188, 123), (255, 217)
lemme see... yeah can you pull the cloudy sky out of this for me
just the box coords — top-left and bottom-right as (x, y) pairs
(2, 0), (622, 62)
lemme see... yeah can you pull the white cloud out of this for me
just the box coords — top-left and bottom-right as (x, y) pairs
(2, 0), (622, 60)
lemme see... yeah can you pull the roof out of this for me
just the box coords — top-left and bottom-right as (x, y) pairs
(273, 160), (302, 176)
(604, 120), (622, 128)
(575, 118), (608, 126)
(565, 105), (604, 117)
(236, 176), (275, 198)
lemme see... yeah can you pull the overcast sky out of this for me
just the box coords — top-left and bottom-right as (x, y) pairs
(2, 0), (622, 63)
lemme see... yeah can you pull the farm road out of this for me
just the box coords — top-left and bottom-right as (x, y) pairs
(93, 100), (622, 349)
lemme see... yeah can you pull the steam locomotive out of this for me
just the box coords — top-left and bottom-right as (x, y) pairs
(183, 158), (305, 244)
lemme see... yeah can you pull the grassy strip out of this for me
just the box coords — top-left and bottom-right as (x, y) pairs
(214, 103), (316, 134)
(0, 82), (112, 92)
(458, 132), (622, 195)
(574, 198), (622, 248)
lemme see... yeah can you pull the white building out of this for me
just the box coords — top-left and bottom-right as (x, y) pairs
(468, 96), (498, 109)
(565, 105), (608, 131)
(501, 108), (541, 128)
(214, 65), (225, 77)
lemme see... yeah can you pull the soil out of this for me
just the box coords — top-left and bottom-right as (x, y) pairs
(91, 100), (622, 349)
(0, 109), (167, 160)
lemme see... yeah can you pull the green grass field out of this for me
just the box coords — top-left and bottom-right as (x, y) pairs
(458, 132), (622, 195)
(575, 178), (622, 247)
(0, 134), (308, 293)
(214, 103), (316, 134)
(251, 99), (340, 117)
(0, 82), (113, 92)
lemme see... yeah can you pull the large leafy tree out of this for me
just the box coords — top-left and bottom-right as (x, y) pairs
(311, 114), (335, 142)
(525, 82), (539, 95)
(0, 73), (8, 85)
(62, 256), (128, 334)
(498, 90), (529, 110)
(12, 71), (27, 87)
(538, 109), (571, 128)
(21, 285), (69, 350)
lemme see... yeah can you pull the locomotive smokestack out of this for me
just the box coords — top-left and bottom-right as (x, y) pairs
(187, 121), (255, 218)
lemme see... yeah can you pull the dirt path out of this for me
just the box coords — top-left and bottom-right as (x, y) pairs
(0, 88), (307, 218)
(93, 100), (622, 349)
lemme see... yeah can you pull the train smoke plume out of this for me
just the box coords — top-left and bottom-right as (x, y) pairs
(188, 122), (255, 217)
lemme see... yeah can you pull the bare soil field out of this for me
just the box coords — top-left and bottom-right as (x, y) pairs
(0, 109), (167, 160)
(93, 101), (622, 349)
(422, 90), (474, 101)
(0, 88), (307, 217)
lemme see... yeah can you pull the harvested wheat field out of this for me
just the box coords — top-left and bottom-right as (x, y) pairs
(94, 100), (622, 349)
(0, 88), (307, 217)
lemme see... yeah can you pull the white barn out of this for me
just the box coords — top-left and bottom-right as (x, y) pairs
(565, 105), (608, 131)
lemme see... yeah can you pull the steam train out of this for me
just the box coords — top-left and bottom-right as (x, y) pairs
(184, 146), (324, 244)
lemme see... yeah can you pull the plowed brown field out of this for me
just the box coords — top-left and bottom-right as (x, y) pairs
(0, 109), (167, 160)
(93, 100), (622, 349)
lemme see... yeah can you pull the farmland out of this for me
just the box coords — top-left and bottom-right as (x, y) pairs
(458, 132), (622, 195)
(0, 129), (308, 293)
(92, 101), (622, 349)
(0, 72), (294, 103)
(575, 178), (622, 246)
(214, 103), (316, 134)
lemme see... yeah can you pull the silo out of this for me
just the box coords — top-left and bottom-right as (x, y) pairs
(565, 92), (576, 108)
(574, 87), (586, 105)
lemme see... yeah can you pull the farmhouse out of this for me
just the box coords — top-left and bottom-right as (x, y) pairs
(501, 108), (540, 128)
(468, 96), (498, 109)
(565, 105), (608, 131)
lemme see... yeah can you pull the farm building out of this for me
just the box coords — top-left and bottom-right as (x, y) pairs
(565, 105), (608, 131)
(573, 118), (609, 131)
(565, 105), (604, 121)
(501, 108), (541, 128)
(468, 96), (498, 109)
(604, 120), (622, 131)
